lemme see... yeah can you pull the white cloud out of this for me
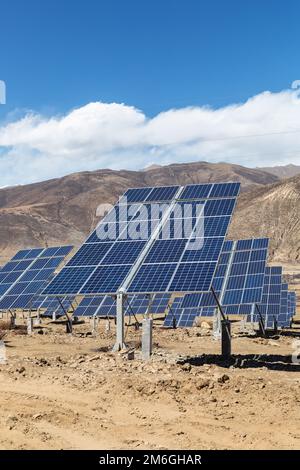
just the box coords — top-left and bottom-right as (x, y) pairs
(1, 88), (300, 186)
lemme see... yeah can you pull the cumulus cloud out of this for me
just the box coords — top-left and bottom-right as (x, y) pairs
(1, 88), (300, 186)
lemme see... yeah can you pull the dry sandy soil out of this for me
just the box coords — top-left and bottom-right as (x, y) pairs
(0, 316), (299, 451)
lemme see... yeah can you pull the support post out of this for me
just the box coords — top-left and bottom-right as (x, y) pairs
(52, 312), (57, 322)
(113, 292), (126, 351)
(213, 311), (221, 339)
(27, 317), (33, 335)
(142, 318), (153, 360)
(213, 241), (237, 338)
(66, 318), (73, 334)
(273, 316), (278, 335)
(250, 303), (255, 323)
(221, 319), (231, 357)
(10, 313), (16, 329)
(91, 316), (98, 336)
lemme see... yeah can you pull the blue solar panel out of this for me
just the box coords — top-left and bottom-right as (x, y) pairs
(0, 246), (73, 310)
(179, 184), (212, 200)
(44, 266), (95, 295)
(43, 182), (240, 296)
(164, 238), (269, 327)
(83, 265), (133, 294)
(249, 266), (283, 329)
(277, 283), (289, 328)
(72, 296), (104, 317)
(42, 296), (76, 317)
(288, 291), (297, 318)
(11, 249), (32, 261)
(146, 186), (180, 202)
(123, 188), (153, 203)
(67, 243), (113, 266)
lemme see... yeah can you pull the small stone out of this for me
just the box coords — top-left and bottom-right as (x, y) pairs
(196, 378), (210, 390)
(217, 373), (230, 384)
(181, 363), (191, 372)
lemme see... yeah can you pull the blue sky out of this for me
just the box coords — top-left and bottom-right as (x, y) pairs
(1, 0), (299, 115)
(1, 0), (300, 186)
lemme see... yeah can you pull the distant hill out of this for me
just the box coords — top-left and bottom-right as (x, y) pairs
(228, 175), (300, 262)
(258, 164), (300, 179)
(0, 160), (297, 264)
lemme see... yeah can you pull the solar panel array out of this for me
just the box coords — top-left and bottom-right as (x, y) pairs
(43, 183), (240, 296)
(164, 238), (269, 327)
(0, 246), (73, 310)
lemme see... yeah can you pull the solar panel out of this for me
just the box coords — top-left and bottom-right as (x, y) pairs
(248, 266), (283, 329)
(43, 183), (240, 297)
(288, 291), (297, 319)
(0, 246), (73, 310)
(164, 238), (269, 327)
(277, 283), (291, 328)
(42, 296), (76, 318)
(73, 292), (171, 318)
(163, 297), (185, 327)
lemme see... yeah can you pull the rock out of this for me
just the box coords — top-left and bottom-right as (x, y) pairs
(216, 373), (230, 383)
(17, 366), (25, 374)
(88, 355), (101, 362)
(196, 378), (210, 390)
(200, 321), (213, 330)
(181, 363), (191, 372)
(32, 413), (42, 420)
(268, 340), (280, 347)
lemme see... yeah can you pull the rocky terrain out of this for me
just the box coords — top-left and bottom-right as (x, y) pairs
(0, 318), (299, 450)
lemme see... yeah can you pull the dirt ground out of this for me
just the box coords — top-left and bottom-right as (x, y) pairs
(0, 314), (299, 451)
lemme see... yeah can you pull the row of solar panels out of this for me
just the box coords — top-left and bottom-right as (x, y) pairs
(0, 183), (297, 331)
(4, 236), (292, 332)
(0, 241), (296, 329)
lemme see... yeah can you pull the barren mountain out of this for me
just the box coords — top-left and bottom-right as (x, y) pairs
(0, 161), (297, 264)
(259, 164), (300, 179)
(228, 175), (300, 261)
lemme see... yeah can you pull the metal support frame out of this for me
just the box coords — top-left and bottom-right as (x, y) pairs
(113, 292), (127, 351)
(142, 317), (153, 360)
(91, 315), (98, 336)
(211, 287), (232, 357)
(221, 319), (231, 357)
(250, 303), (255, 323)
(9, 311), (16, 329)
(256, 304), (266, 337)
(145, 294), (154, 319)
(27, 316), (33, 335)
(213, 241), (237, 338)
(273, 315), (278, 335)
